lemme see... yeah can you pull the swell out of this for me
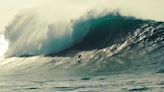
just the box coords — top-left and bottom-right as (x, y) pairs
(4, 11), (164, 57)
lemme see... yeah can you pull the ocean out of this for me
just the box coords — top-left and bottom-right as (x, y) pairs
(0, 7), (164, 92)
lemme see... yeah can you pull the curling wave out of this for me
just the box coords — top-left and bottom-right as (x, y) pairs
(4, 11), (164, 58)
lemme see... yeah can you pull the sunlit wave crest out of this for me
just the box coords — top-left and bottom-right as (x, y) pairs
(0, 35), (8, 58)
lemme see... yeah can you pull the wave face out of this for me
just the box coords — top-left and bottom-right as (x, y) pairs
(4, 11), (164, 58)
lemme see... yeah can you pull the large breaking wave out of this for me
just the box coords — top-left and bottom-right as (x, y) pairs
(4, 11), (89, 57)
(4, 11), (164, 58)
(0, 10), (163, 76)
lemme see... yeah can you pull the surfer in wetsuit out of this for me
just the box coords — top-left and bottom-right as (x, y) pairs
(77, 54), (82, 63)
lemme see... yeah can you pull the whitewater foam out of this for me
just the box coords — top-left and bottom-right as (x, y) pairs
(0, 35), (8, 57)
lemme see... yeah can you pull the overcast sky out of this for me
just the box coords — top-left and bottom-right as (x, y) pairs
(0, 0), (164, 32)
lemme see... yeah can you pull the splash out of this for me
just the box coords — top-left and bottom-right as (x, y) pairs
(4, 10), (91, 57)
(0, 34), (8, 57)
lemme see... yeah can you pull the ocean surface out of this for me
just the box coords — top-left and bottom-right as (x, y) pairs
(0, 11), (164, 92)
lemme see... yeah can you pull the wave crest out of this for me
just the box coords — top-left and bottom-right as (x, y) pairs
(4, 11), (164, 57)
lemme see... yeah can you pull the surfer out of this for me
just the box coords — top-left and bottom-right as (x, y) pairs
(77, 54), (82, 63)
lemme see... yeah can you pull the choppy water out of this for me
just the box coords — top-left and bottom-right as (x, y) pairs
(0, 73), (164, 92)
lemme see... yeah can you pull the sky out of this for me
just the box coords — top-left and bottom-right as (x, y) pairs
(0, 0), (44, 32)
(0, 0), (164, 32)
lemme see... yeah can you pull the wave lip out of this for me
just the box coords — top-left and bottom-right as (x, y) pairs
(4, 11), (91, 57)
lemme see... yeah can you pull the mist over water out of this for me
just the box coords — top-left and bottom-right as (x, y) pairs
(0, 35), (8, 57)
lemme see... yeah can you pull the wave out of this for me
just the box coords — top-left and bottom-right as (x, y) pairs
(1, 10), (164, 76)
(4, 11), (164, 58)
(4, 11), (89, 57)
